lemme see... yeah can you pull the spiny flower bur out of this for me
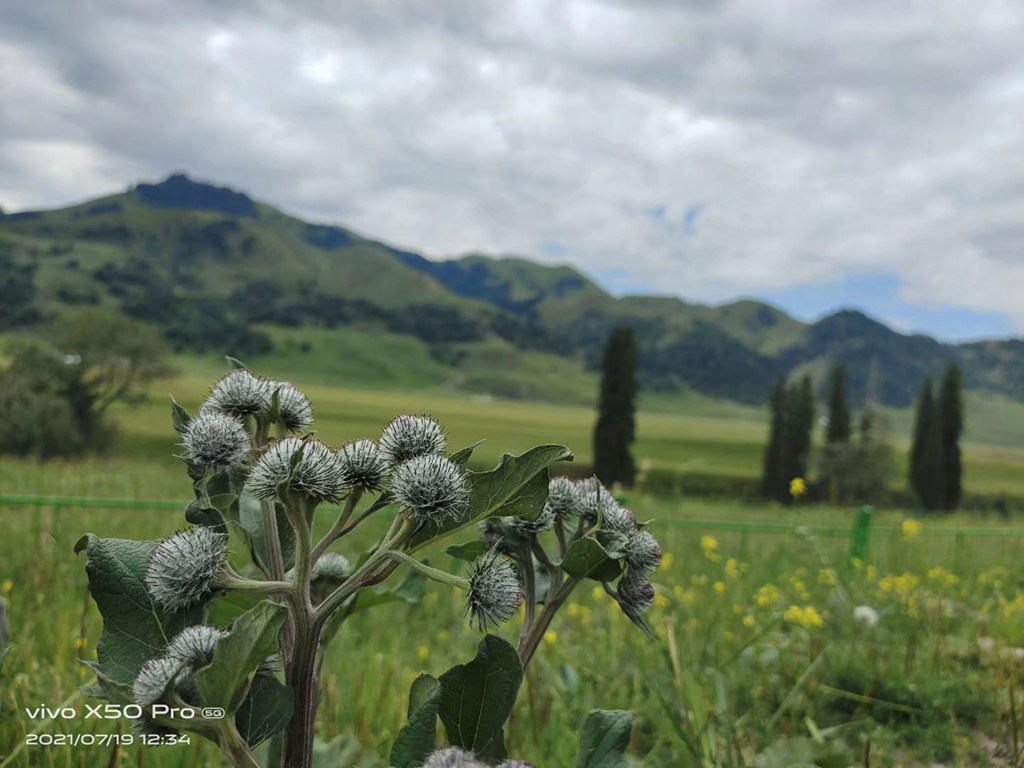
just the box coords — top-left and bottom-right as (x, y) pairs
(145, 528), (228, 611)
(180, 409), (249, 469)
(466, 551), (523, 631)
(268, 381), (314, 432)
(248, 437), (347, 503)
(207, 369), (274, 417)
(379, 414), (446, 465)
(337, 439), (388, 492)
(391, 453), (469, 524)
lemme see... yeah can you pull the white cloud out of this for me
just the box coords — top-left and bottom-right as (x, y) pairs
(2, 0), (1024, 332)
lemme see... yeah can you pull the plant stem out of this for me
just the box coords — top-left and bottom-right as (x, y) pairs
(218, 718), (261, 768)
(378, 550), (470, 590)
(213, 572), (293, 596)
(311, 490), (363, 562)
(517, 577), (580, 670)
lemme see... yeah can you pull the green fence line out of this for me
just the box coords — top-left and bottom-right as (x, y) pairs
(2, 494), (1024, 540)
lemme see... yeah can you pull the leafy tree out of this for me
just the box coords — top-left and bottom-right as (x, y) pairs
(937, 364), (964, 510)
(0, 310), (167, 455)
(761, 376), (789, 501)
(593, 327), (637, 488)
(0, 246), (38, 328)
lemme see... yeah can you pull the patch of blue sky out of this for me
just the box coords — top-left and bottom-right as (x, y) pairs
(757, 272), (1013, 341)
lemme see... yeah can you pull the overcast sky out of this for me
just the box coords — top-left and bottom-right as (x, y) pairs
(3, 0), (1023, 340)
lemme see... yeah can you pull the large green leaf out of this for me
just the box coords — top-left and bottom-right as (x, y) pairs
(234, 671), (294, 748)
(576, 709), (633, 768)
(75, 535), (206, 685)
(410, 445), (572, 550)
(390, 674), (441, 768)
(197, 600), (287, 714)
(560, 537), (621, 581)
(437, 635), (523, 762)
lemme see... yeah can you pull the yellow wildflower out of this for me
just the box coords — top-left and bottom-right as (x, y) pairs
(784, 605), (824, 629)
(713, 581), (727, 595)
(789, 477), (807, 498)
(901, 519), (922, 540)
(2, 579), (12, 594)
(755, 584), (782, 608)
(742, 614), (757, 629)
(416, 645), (430, 660)
(725, 558), (740, 579)
(660, 553), (675, 571)
(701, 535), (721, 563)
(544, 631), (558, 645)
(817, 569), (836, 587)
(654, 593), (669, 609)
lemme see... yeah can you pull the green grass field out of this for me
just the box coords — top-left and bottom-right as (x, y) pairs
(1, 372), (1024, 766)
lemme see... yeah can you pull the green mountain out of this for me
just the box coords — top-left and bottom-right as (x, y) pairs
(1, 173), (1019, 408)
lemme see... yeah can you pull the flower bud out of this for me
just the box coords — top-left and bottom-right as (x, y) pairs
(313, 552), (351, 581)
(337, 439), (388, 492)
(423, 747), (486, 768)
(207, 370), (274, 417)
(269, 381), (313, 432)
(544, 476), (580, 521)
(624, 529), (662, 580)
(391, 454), (469, 523)
(379, 414), (446, 465)
(165, 625), (227, 668)
(574, 477), (618, 525)
(502, 503), (555, 537)
(602, 504), (638, 534)
(145, 528), (228, 611)
(133, 655), (187, 707)
(616, 574), (655, 622)
(466, 550), (523, 631)
(181, 410), (249, 469)
(248, 437), (347, 503)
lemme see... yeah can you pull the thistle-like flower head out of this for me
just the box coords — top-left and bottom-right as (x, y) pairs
(313, 552), (351, 580)
(145, 528), (228, 611)
(379, 414), (446, 465)
(269, 381), (314, 432)
(502, 503), (555, 537)
(624, 529), (662, 580)
(391, 454), (469, 523)
(423, 747), (486, 768)
(466, 550), (523, 631)
(616, 574), (655, 622)
(133, 655), (187, 707)
(337, 439), (388, 492)
(544, 476), (580, 521)
(248, 437), (347, 503)
(574, 477), (619, 525)
(180, 409), (249, 469)
(165, 625), (227, 668)
(602, 504), (638, 535)
(207, 370), (274, 417)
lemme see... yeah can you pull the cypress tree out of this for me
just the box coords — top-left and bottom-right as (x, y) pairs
(909, 379), (944, 509)
(593, 326), (637, 488)
(783, 375), (815, 494)
(761, 376), (788, 501)
(909, 379), (931, 501)
(825, 363), (851, 444)
(937, 364), (963, 510)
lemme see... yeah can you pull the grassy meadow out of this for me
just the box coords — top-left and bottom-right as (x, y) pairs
(1, 371), (1024, 766)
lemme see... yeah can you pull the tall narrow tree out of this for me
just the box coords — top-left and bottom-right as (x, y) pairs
(761, 376), (789, 501)
(937, 364), (963, 510)
(822, 363), (851, 502)
(783, 374), (815, 494)
(593, 326), (637, 488)
(909, 379), (944, 509)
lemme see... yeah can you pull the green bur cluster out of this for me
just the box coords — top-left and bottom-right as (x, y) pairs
(76, 360), (662, 767)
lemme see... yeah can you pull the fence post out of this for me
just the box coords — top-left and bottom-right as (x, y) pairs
(850, 505), (873, 562)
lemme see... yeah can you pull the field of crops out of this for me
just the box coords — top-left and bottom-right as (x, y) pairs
(1, 375), (1024, 767)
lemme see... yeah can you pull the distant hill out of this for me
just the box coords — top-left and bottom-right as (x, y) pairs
(1, 173), (1019, 408)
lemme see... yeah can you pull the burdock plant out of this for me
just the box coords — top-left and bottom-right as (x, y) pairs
(76, 360), (662, 767)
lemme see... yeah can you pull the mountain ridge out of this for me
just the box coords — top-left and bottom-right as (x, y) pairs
(0, 173), (1018, 408)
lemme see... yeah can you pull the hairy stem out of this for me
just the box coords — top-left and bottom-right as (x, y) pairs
(311, 490), (363, 563)
(517, 577), (580, 670)
(379, 550), (470, 590)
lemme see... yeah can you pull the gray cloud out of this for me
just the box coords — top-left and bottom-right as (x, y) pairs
(2, 0), (1024, 332)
